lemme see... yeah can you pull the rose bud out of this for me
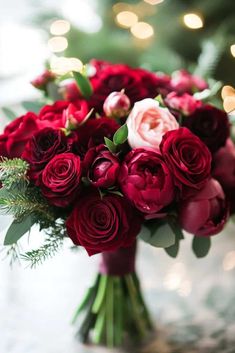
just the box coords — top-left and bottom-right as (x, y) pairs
(165, 92), (202, 116)
(31, 70), (56, 90)
(179, 178), (229, 237)
(119, 148), (175, 214)
(63, 102), (90, 130)
(103, 91), (131, 118)
(83, 144), (120, 188)
(183, 104), (230, 153)
(126, 98), (179, 150)
(66, 190), (142, 256)
(160, 127), (212, 198)
(40, 153), (81, 207)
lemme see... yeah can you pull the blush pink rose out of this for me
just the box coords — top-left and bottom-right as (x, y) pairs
(165, 92), (202, 116)
(126, 98), (179, 149)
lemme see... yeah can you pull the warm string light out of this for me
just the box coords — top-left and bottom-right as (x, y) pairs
(115, 11), (138, 28)
(230, 44), (235, 58)
(50, 56), (83, 75)
(144, 0), (164, 4)
(131, 22), (154, 40)
(183, 13), (203, 29)
(221, 85), (235, 113)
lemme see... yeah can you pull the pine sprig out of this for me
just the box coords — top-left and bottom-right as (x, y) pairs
(0, 243), (21, 266)
(0, 157), (29, 189)
(21, 220), (67, 267)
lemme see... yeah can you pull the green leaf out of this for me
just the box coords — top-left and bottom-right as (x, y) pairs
(113, 124), (128, 146)
(22, 101), (44, 113)
(104, 137), (116, 153)
(4, 215), (34, 245)
(165, 241), (179, 258)
(2, 107), (17, 121)
(140, 221), (176, 248)
(168, 217), (184, 240)
(192, 236), (211, 258)
(73, 71), (93, 99)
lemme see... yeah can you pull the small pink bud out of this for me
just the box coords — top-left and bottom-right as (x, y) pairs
(63, 102), (90, 130)
(103, 91), (131, 118)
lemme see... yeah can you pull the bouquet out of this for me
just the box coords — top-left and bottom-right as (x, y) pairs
(0, 59), (234, 348)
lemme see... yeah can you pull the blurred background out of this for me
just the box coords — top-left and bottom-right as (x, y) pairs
(1, 1), (235, 352)
(0, 0), (234, 106)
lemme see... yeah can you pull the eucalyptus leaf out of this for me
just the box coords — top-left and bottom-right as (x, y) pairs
(73, 71), (93, 99)
(113, 124), (128, 146)
(168, 217), (184, 240)
(4, 215), (34, 245)
(22, 101), (44, 113)
(140, 222), (176, 248)
(192, 236), (211, 258)
(165, 240), (179, 258)
(2, 107), (17, 121)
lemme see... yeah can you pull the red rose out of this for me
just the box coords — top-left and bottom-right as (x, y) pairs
(31, 69), (56, 90)
(179, 178), (229, 236)
(63, 101), (89, 130)
(119, 148), (175, 214)
(22, 127), (69, 183)
(160, 127), (212, 197)
(0, 112), (45, 158)
(83, 144), (120, 188)
(40, 153), (81, 207)
(183, 105), (230, 153)
(71, 117), (120, 158)
(165, 92), (202, 116)
(170, 70), (208, 94)
(66, 190), (142, 256)
(38, 101), (70, 128)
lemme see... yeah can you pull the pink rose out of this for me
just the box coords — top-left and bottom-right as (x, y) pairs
(170, 70), (208, 94)
(179, 178), (229, 237)
(165, 92), (202, 115)
(126, 98), (179, 149)
(103, 91), (131, 118)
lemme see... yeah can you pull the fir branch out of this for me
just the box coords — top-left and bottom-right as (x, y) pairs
(0, 157), (29, 189)
(0, 243), (21, 266)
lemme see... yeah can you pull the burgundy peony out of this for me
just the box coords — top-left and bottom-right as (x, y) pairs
(83, 144), (120, 188)
(119, 148), (175, 214)
(22, 127), (69, 183)
(179, 178), (229, 236)
(66, 190), (142, 256)
(164, 92), (202, 116)
(0, 112), (46, 158)
(71, 117), (120, 158)
(160, 127), (212, 197)
(40, 153), (81, 207)
(183, 105), (230, 153)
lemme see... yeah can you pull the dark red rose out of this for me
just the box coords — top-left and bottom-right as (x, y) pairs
(66, 190), (142, 256)
(165, 92), (202, 116)
(31, 70), (56, 90)
(63, 101), (89, 130)
(83, 144), (120, 188)
(38, 100), (70, 128)
(170, 70), (208, 94)
(22, 127), (69, 183)
(160, 127), (212, 197)
(183, 105), (230, 153)
(179, 178), (229, 236)
(0, 112), (46, 158)
(71, 117), (120, 158)
(213, 139), (235, 213)
(40, 153), (81, 207)
(119, 148), (175, 214)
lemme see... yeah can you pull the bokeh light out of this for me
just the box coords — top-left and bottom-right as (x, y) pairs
(48, 37), (68, 53)
(223, 251), (235, 271)
(144, 0), (164, 5)
(50, 56), (83, 75)
(230, 44), (235, 58)
(116, 11), (138, 28)
(183, 13), (203, 29)
(50, 20), (71, 35)
(131, 22), (154, 40)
